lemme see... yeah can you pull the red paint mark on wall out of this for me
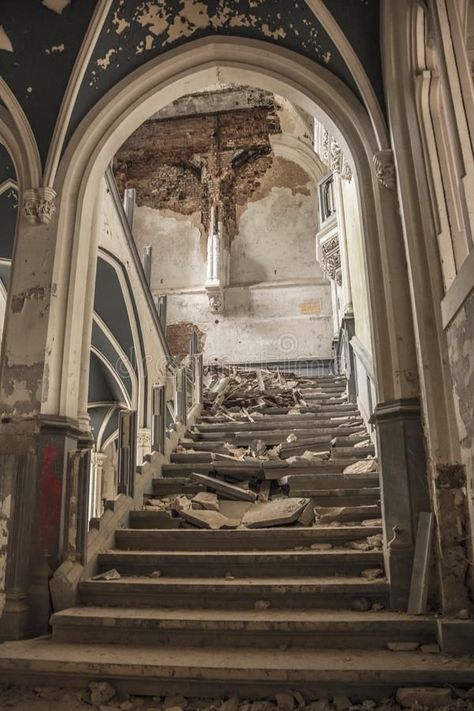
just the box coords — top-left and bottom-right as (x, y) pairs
(38, 445), (62, 553)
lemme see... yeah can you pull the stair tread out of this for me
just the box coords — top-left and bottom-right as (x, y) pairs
(0, 638), (473, 678)
(52, 606), (434, 624)
(81, 576), (388, 587)
(100, 549), (383, 558)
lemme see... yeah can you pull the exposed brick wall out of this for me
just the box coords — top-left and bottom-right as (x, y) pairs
(166, 322), (205, 362)
(114, 99), (281, 241)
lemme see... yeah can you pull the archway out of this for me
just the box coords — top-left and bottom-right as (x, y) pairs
(38, 37), (425, 610)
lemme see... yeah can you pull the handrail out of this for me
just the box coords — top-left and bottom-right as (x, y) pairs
(104, 166), (171, 358)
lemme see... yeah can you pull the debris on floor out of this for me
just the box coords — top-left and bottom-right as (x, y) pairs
(141, 367), (380, 537)
(2, 684), (474, 711)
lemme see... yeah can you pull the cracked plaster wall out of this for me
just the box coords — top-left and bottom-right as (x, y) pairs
(447, 288), (474, 585)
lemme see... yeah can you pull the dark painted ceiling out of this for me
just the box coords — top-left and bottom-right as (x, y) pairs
(0, 0), (97, 164)
(0, 1), (384, 172)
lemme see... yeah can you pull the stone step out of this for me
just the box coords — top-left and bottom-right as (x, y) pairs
(190, 425), (364, 443)
(194, 416), (359, 432)
(2, 640), (472, 700)
(284, 473), (380, 491)
(333, 446), (375, 458)
(119, 526), (383, 549)
(263, 460), (362, 479)
(178, 428), (366, 449)
(160, 462), (262, 480)
(79, 576), (390, 610)
(197, 404), (359, 420)
(314, 504), (382, 523)
(284, 487), (381, 506)
(51, 607), (437, 649)
(152, 479), (206, 496)
(97, 549), (384, 578)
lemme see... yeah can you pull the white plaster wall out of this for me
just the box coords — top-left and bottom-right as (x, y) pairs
(132, 156), (333, 364)
(133, 206), (206, 290)
(167, 282), (333, 363)
(231, 184), (322, 284)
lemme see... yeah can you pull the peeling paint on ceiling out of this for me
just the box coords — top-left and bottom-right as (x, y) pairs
(68, 0), (371, 150)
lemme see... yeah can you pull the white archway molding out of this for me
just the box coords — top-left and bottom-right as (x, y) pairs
(0, 79), (41, 191)
(303, 0), (389, 151)
(90, 343), (133, 410)
(48, 37), (417, 419)
(270, 133), (327, 184)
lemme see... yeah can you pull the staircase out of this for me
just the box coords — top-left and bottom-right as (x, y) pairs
(0, 369), (472, 699)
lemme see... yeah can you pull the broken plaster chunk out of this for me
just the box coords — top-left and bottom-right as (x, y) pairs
(89, 681), (116, 706)
(333, 696), (351, 711)
(344, 459), (378, 474)
(254, 599), (271, 610)
(274, 693), (294, 711)
(219, 698), (239, 711)
(190, 472), (256, 502)
(396, 688), (452, 708)
(360, 567), (384, 580)
(92, 569), (120, 581)
(179, 508), (239, 530)
(351, 596), (372, 612)
(242, 497), (310, 529)
(192, 491), (219, 511)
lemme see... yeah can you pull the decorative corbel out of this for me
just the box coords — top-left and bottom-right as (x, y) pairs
(373, 150), (396, 190)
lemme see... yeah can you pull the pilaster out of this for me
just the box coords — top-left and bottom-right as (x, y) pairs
(373, 398), (431, 610)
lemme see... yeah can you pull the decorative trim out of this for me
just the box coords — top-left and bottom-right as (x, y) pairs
(21, 186), (57, 224)
(373, 149), (396, 190)
(0, 178), (18, 196)
(318, 233), (342, 285)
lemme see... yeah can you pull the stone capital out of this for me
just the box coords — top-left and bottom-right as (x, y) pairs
(22, 186), (57, 224)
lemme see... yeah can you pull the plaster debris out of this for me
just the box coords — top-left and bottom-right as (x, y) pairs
(396, 687), (453, 707)
(0, 25), (13, 52)
(92, 569), (120, 581)
(46, 44), (65, 54)
(179, 508), (240, 530)
(242, 497), (310, 528)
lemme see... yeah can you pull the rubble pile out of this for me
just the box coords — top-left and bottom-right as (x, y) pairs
(139, 366), (379, 539)
(3, 684), (474, 711)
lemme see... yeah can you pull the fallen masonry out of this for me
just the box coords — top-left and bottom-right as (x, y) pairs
(2, 684), (474, 711)
(0, 367), (473, 697)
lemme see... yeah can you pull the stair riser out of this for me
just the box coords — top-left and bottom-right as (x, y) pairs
(118, 527), (383, 550)
(79, 587), (390, 610)
(191, 427), (363, 442)
(97, 555), (383, 578)
(52, 624), (436, 650)
(284, 477), (379, 490)
(291, 493), (380, 506)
